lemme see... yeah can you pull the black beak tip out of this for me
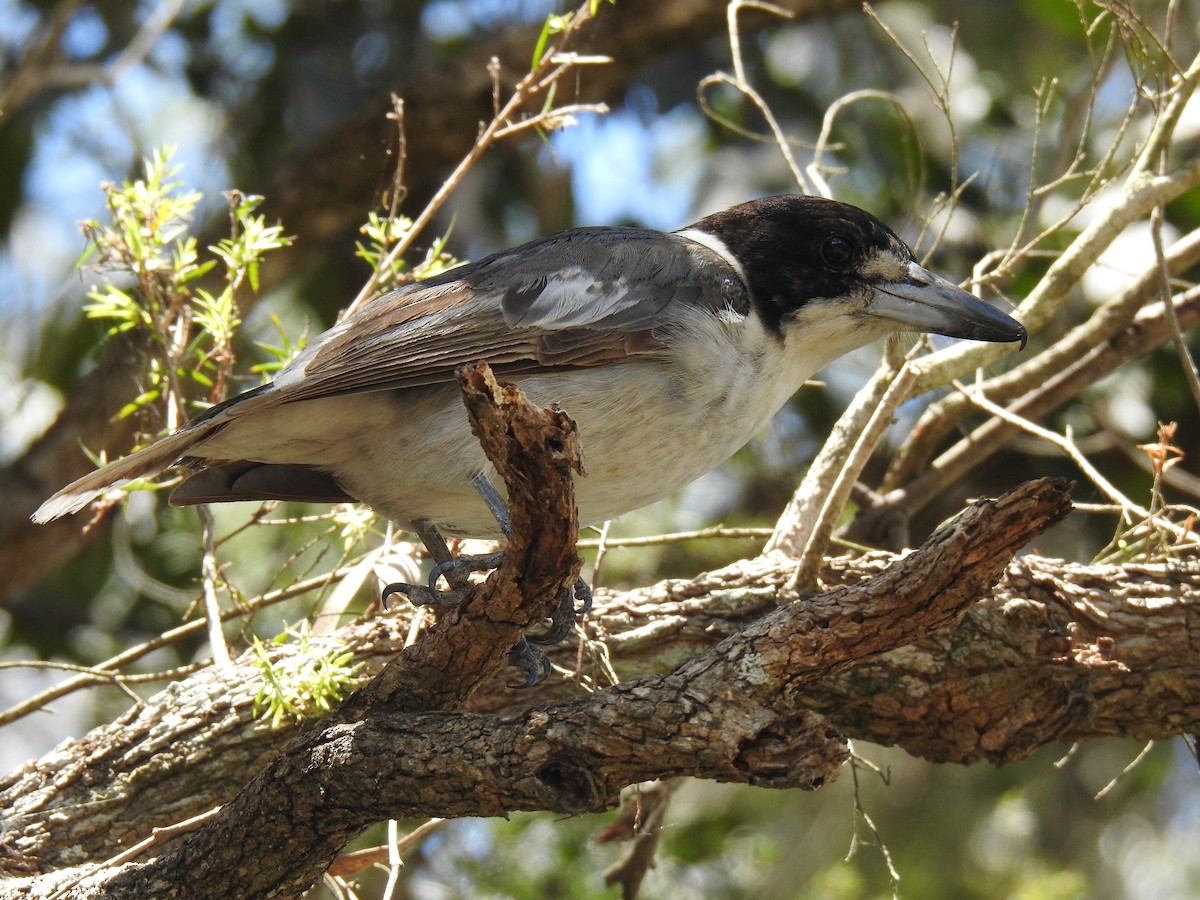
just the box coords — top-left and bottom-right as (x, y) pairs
(981, 313), (1026, 350)
(965, 318), (1026, 349)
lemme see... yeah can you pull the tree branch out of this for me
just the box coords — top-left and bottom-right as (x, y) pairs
(848, 284), (1200, 546)
(1, 477), (1074, 895)
(881, 228), (1200, 495)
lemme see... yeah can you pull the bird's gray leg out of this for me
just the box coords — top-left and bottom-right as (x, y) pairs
(471, 472), (510, 531)
(424, 474), (588, 624)
(460, 475), (585, 678)
(414, 519), (461, 583)
(380, 519), (476, 609)
(420, 473), (508, 591)
(379, 473), (588, 686)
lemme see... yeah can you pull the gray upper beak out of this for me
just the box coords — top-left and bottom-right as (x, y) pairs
(871, 261), (1027, 348)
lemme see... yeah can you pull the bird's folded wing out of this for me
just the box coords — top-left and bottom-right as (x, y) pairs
(268, 227), (748, 404)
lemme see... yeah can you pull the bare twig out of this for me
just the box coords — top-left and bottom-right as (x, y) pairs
(1152, 209), (1200, 414)
(46, 805), (223, 899)
(955, 384), (1144, 522)
(198, 504), (232, 670)
(697, 1), (812, 193)
(0, 0), (185, 117)
(807, 90), (918, 200)
(325, 818), (444, 878)
(884, 227), (1200, 493)
(769, 341), (916, 591)
(862, 4), (962, 253)
(0, 562), (360, 727)
(846, 749), (900, 900)
(342, 2), (610, 316)
(1130, 50), (1200, 179)
(851, 286), (1200, 542)
(581, 525), (773, 550)
(908, 157), (1200, 398)
(1094, 741), (1157, 800)
(602, 781), (677, 899)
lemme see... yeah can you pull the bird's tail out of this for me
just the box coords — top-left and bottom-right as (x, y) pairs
(31, 423), (221, 523)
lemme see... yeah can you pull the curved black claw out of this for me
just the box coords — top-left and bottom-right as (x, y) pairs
(380, 582), (409, 609)
(507, 637), (552, 687)
(572, 575), (593, 615)
(529, 586), (578, 646)
(428, 551), (506, 592)
(381, 582), (464, 610)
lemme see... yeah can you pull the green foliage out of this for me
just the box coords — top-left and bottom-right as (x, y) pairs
(354, 210), (462, 291)
(331, 504), (380, 555)
(531, 13), (572, 71)
(530, 0), (615, 71)
(251, 625), (364, 729)
(250, 313), (307, 380)
(81, 146), (208, 337)
(79, 147), (291, 424)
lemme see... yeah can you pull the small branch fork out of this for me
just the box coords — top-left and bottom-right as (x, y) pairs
(347, 363), (585, 714)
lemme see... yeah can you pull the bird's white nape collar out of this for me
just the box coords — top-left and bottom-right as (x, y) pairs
(675, 228), (747, 285)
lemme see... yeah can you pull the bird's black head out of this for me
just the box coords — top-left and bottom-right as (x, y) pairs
(689, 195), (906, 333)
(687, 195), (1025, 347)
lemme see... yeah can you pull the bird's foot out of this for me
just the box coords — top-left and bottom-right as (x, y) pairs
(380, 549), (506, 610)
(507, 637), (552, 687)
(528, 577), (592, 645)
(380, 549), (591, 687)
(380, 581), (463, 610)
(429, 550), (506, 592)
(571, 576), (593, 615)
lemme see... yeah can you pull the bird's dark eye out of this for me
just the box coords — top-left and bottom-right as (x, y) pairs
(820, 235), (857, 271)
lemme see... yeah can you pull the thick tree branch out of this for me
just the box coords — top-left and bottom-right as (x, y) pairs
(10, 531), (1199, 886)
(2, 477), (1072, 896)
(802, 552), (1200, 763)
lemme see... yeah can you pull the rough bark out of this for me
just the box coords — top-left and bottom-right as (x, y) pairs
(339, 361), (584, 714)
(804, 553), (1200, 762)
(0, 477), (1083, 897)
(10, 535), (1197, 888)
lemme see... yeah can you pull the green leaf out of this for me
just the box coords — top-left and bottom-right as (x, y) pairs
(117, 387), (162, 419)
(530, 12), (572, 71)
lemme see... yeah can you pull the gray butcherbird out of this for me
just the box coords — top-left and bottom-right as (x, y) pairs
(35, 195), (1025, 678)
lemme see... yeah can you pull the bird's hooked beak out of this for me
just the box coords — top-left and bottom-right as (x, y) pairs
(870, 260), (1027, 348)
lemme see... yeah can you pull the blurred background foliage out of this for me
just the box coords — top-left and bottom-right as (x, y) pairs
(1, 0), (1198, 897)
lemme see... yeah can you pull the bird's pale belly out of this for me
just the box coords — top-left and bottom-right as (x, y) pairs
(235, 356), (796, 537)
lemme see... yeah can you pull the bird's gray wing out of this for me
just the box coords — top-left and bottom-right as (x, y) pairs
(268, 226), (748, 403)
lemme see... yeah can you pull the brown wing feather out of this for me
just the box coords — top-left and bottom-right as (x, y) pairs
(269, 226), (746, 405)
